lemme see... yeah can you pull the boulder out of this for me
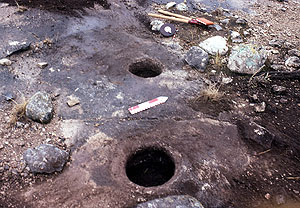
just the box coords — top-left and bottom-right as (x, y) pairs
(25, 92), (53, 124)
(136, 195), (204, 208)
(185, 46), (209, 71)
(199, 36), (228, 55)
(23, 144), (68, 173)
(227, 44), (267, 74)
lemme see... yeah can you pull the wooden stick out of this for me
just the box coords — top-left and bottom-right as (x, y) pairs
(158, 10), (191, 20)
(148, 13), (189, 23)
(286, 177), (300, 180)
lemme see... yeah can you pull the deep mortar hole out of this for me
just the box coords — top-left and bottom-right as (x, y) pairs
(125, 147), (175, 187)
(129, 59), (162, 78)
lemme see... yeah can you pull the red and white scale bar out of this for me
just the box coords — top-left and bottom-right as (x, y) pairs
(128, 96), (168, 114)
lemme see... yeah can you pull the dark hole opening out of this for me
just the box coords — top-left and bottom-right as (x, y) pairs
(125, 147), (175, 187)
(129, 59), (162, 78)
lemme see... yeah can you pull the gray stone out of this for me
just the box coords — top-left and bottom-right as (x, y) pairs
(136, 195), (204, 208)
(239, 121), (275, 148)
(2, 41), (30, 57)
(3, 92), (14, 101)
(150, 20), (164, 31)
(275, 194), (286, 205)
(220, 18), (230, 24)
(67, 95), (80, 107)
(272, 85), (286, 94)
(176, 2), (188, 11)
(227, 44), (267, 74)
(285, 56), (300, 69)
(270, 64), (286, 71)
(254, 102), (266, 113)
(230, 31), (243, 43)
(199, 36), (228, 56)
(288, 49), (300, 57)
(185, 46), (209, 71)
(0, 58), (12, 66)
(236, 18), (247, 25)
(23, 144), (68, 174)
(165, 2), (176, 9)
(268, 39), (284, 48)
(25, 92), (53, 124)
(37, 62), (48, 69)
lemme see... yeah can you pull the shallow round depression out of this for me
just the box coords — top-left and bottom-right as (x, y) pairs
(125, 147), (175, 187)
(128, 59), (162, 78)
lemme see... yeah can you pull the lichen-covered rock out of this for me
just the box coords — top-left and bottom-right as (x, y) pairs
(23, 144), (68, 173)
(199, 36), (228, 55)
(227, 44), (267, 74)
(136, 195), (204, 208)
(25, 91), (53, 123)
(185, 46), (209, 71)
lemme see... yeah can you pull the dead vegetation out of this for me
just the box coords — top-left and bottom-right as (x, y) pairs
(194, 83), (224, 102)
(6, 93), (28, 126)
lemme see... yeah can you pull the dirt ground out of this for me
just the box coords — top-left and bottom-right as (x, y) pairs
(0, 0), (300, 207)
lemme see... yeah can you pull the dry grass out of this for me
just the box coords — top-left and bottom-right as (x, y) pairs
(8, 94), (28, 126)
(195, 84), (224, 102)
(214, 52), (222, 68)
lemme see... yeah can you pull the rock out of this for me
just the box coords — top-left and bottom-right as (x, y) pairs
(236, 18), (247, 25)
(67, 95), (80, 107)
(230, 31), (243, 43)
(222, 77), (233, 84)
(0, 58), (12, 66)
(199, 36), (228, 56)
(176, 2), (188, 11)
(185, 46), (209, 71)
(2, 41), (30, 57)
(135, 195), (204, 208)
(254, 102), (266, 113)
(162, 41), (183, 52)
(288, 49), (300, 57)
(3, 92), (14, 101)
(285, 56), (300, 69)
(220, 18), (230, 24)
(280, 98), (288, 104)
(243, 30), (251, 37)
(265, 193), (271, 200)
(227, 44), (267, 74)
(150, 20), (164, 31)
(238, 121), (275, 149)
(25, 92), (53, 124)
(275, 194), (286, 205)
(165, 2), (176, 9)
(23, 144), (68, 174)
(268, 39), (284, 48)
(209, 24), (223, 31)
(270, 64), (286, 71)
(37, 62), (48, 69)
(272, 85), (286, 94)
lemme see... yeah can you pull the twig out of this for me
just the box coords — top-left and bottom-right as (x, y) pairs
(249, 65), (265, 83)
(286, 177), (300, 180)
(256, 149), (271, 156)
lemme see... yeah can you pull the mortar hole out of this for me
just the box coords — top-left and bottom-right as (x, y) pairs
(125, 147), (175, 187)
(129, 59), (162, 78)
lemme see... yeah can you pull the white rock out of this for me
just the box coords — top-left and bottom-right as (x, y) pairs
(230, 31), (243, 43)
(37, 62), (48, 69)
(0, 58), (12, 66)
(199, 36), (228, 55)
(176, 2), (188, 11)
(165, 2), (176, 9)
(67, 95), (80, 107)
(150, 20), (164, 31)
